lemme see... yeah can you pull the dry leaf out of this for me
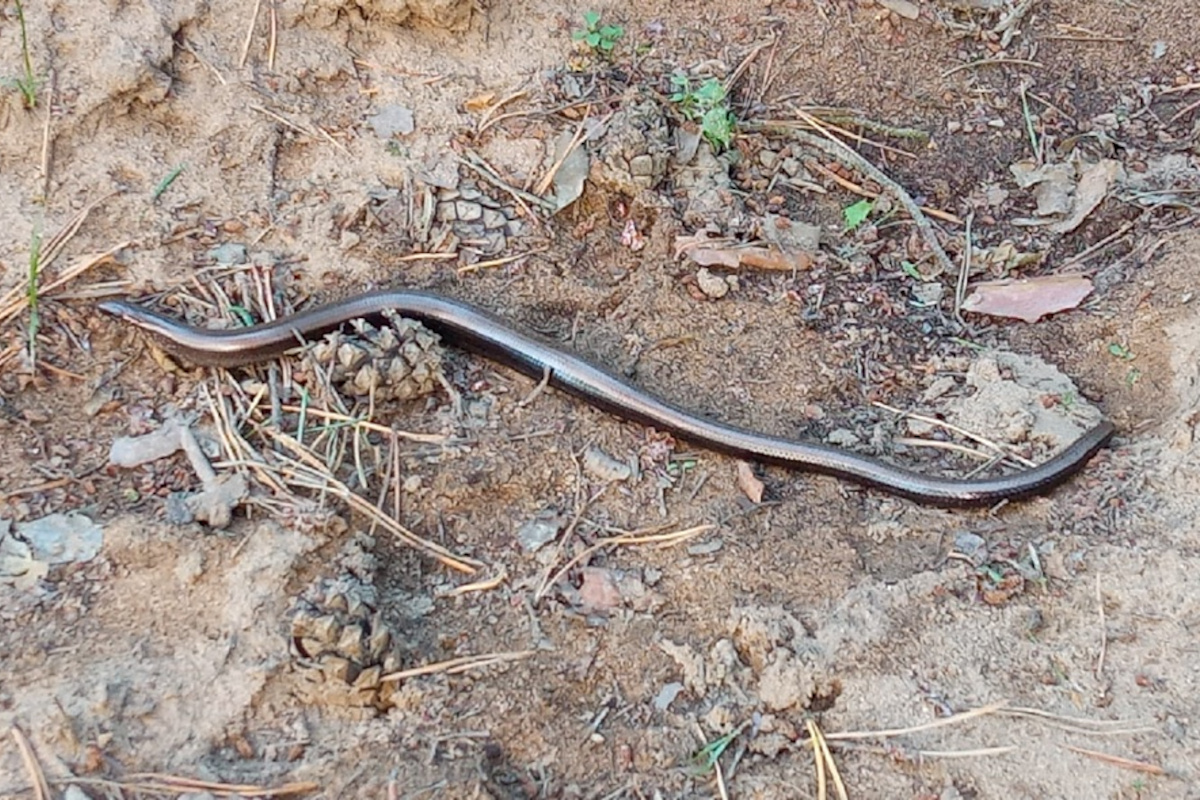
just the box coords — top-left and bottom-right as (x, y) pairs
(879, 0), (920, 19)
(676, 231), (813, 273)
(736, 461), (765, 503)
(464, 92), (497, 112)
(577, 567), (623, 614)
(962, 274), (1093, 323)
(673, 230), (732, 259)
(1049, 159), (1124, 234)
(739, 247), (813, 271)
(621, 218), (646, 251)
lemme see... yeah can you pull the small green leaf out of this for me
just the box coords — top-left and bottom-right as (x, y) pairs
(599, 38), (614, 51)
(1107, 342), (1134, 360)
(900, 260), (921, 281)
(600, 25), (623, 38)
(843, 199), (873, 230)
(701, 107), (734, 149)
(227, 305), (256, 327)
(586, 31), (601, 47)
(695, 78), (724, 104)
(583, 10), (600, 28)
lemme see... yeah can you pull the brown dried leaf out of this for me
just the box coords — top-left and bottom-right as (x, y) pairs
(577, 567), (623, 614)
(962, 274), (1093, 323)
(689, 246), (742, 268)
(736, 461), (765, 504)
(739, 246), (813, 272)
(685, 244), (812, 272)
(878, 0), (920, 18)
(464, 92), (497, 112)
(1049, 159), (1124, 234)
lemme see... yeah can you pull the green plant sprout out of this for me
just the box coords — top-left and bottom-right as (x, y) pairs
(669, 74), (736, 151)
(842, 198), (874, 231)
(573, 11), (623, 54)
(25, 227), (42, 361)
(5, 0), (39, 108)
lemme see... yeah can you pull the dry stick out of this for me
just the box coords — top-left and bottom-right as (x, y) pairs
(755, 32), (782, 103)
(824, 699), (1009, 741)
(1064, 746), (1167, 775)
(806, 720), (849, 800)
(0, 241), (131, 326)
(265, 429), (481, 572)
(794, 108), (918, 160)
(11, 726), (50, 800)
(954, 210), (974, 328)
(803, 159), (962, 224)
(799, 106), (931, 142)
(39, 69), (53, 201)
(725, 36), (774, 95)
(457, 150), (556, 210)
(940, 58), (1043, 79)
(391, 430), (401, 525)
(807, 720), (827, 800)
(438, 569), (506, 597)
(1000, 707), (1154, 736)
(517, 365), (552, 408)
(380, 649), (534, 682)
(277, 405), (448, 444)
(267, 0), (277, 71)
(61, 774), (318, 797)
(456, 249), (545, 275)
(872, 401), (1038, 468)
(476, 89), (529, 133)
(239, 0), (262, 67)
(532, 449), (603, 602)
(478, 98), (597, 136)
(534, 105), (593, 196)
(1160, 81), (1200, 95)
(1094, 574), (1108, 680)
(204, 382), (289, 495)
(893, 437), (998, 461)
(535, 524), (713, 602)
(826, 740), (1017, 759)
(395, 252), (458, 263)
(757, 123), (961, 279)
(1166, 96), (1200, 126)
(250, 104), (349, 155)
(1057, 220), (1135, 272)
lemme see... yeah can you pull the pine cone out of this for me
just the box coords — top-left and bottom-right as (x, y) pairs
(288, 534), (406, 710)
(305, 312), (443, 403)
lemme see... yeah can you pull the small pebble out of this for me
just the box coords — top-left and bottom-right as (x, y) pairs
(654, 682), (685, 711)
(953, 531), (988, 565)
(455, 201), (483, 222)
(582, 446), (633, 483)
(922, 376), (957, 402)
(826, 428), (860, 447)
(208, 242), (247, 265)
(696, 268), (730, 299)
(516, 513), (564, 553)
(368, 104), (415, 138)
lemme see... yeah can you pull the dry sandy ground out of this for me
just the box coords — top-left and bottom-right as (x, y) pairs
(1, 0), (1199, 798)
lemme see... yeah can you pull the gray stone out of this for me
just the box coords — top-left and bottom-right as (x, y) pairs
(368, 104), (415, 138)
(482, 208), (507, 230)
(455, 201), (483, 222)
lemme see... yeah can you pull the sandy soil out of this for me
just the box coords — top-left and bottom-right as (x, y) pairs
(2, 0), (1199, 797)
